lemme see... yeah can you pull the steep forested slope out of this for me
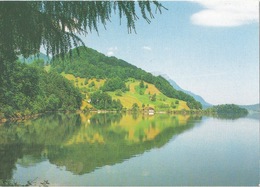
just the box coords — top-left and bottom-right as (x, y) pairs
(51, 46), (202, 109)
(0, 61), (82, 119)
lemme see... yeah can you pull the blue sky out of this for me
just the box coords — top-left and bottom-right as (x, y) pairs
(80, 1), (258, 105)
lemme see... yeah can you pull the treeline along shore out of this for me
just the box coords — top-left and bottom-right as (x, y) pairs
(0, 47), (249, 122)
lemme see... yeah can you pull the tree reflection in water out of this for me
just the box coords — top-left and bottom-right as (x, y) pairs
(0, 112), (202, 179)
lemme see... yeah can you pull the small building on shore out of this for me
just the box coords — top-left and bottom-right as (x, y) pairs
(144, 107), (155, 115)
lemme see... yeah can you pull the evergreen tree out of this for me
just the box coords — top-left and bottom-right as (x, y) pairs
(139, 80), (145, 88)
(151, 93), (156, 102)
(0, 1), (165, 108)
(0, 61), (82, 118)
(0, 1), (165, 63)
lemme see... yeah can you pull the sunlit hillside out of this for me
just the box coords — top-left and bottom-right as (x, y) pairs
(51, 46), (202, 110)
(61, 72), (189, 111)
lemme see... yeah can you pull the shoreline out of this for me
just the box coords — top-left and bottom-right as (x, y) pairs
(0, 110), (79, 124)
(1, 108), (252, 124)
(0, 108), (205, 124)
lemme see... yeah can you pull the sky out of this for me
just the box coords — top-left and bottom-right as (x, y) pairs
(76, 1), (259, 105)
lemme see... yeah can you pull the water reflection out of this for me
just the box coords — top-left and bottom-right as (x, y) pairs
(216, 112), (248, 120)
(0, 112), (201, 180)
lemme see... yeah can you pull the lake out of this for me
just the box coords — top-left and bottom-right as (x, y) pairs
(0, 112), (258, 186)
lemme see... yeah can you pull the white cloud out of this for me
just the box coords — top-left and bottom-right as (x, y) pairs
(142, 46), (152, 51)
(107, 51), (114, 56)
(107, 46), (118, 56)
(190, 0), (259, 27)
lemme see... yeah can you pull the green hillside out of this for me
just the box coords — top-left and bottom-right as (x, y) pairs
(51, 46), (202, 110)
(0, 61), (82, 120)
(60, 73), (190, 111)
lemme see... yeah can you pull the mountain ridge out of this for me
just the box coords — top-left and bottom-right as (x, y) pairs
(239, 104), (259, 112)
(51, 46), (202, 110)
(152, 72), (212, 109)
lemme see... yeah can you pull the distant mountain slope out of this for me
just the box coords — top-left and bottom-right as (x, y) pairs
(51, 46), (202, 109)
(18, 52), (51, 64)
(167, 79), (212, 109)
(239, 104), (259, 112)
(152, 73), (212, 109)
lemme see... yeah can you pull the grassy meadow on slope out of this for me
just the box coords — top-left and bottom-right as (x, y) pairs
(61, 72), (189, 111)
(0, 45), (200, 120)
(51, 46), (201, 110)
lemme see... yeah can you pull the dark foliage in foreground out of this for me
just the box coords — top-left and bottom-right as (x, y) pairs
(0, 61), (82, 118)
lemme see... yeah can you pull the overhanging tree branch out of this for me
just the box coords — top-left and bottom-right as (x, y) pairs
(0, 1), (166, 62)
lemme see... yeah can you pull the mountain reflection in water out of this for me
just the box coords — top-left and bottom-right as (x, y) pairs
(0, 112), (201, 180)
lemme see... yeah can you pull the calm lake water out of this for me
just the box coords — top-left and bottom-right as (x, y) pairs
(0, 112), (258, 186)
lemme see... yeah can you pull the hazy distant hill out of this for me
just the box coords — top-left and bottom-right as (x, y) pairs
(167, 79), (212, 108)
(239, 104), (259, 120)
(18, 52), (51, 64)
(239, 104), (259, 112)
(152, 73), (212, 109)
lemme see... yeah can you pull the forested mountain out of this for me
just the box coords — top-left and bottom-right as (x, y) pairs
(239, 104), (259, 112)
(152, 72), (212, 109)
(167, 78), (212, 109)
(51, 46), (202, 109)
(0, 46), (203, 120)
(0, 61), (82, 119)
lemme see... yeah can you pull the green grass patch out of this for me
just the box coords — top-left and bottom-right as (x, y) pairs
(61, 74), (190, 111)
